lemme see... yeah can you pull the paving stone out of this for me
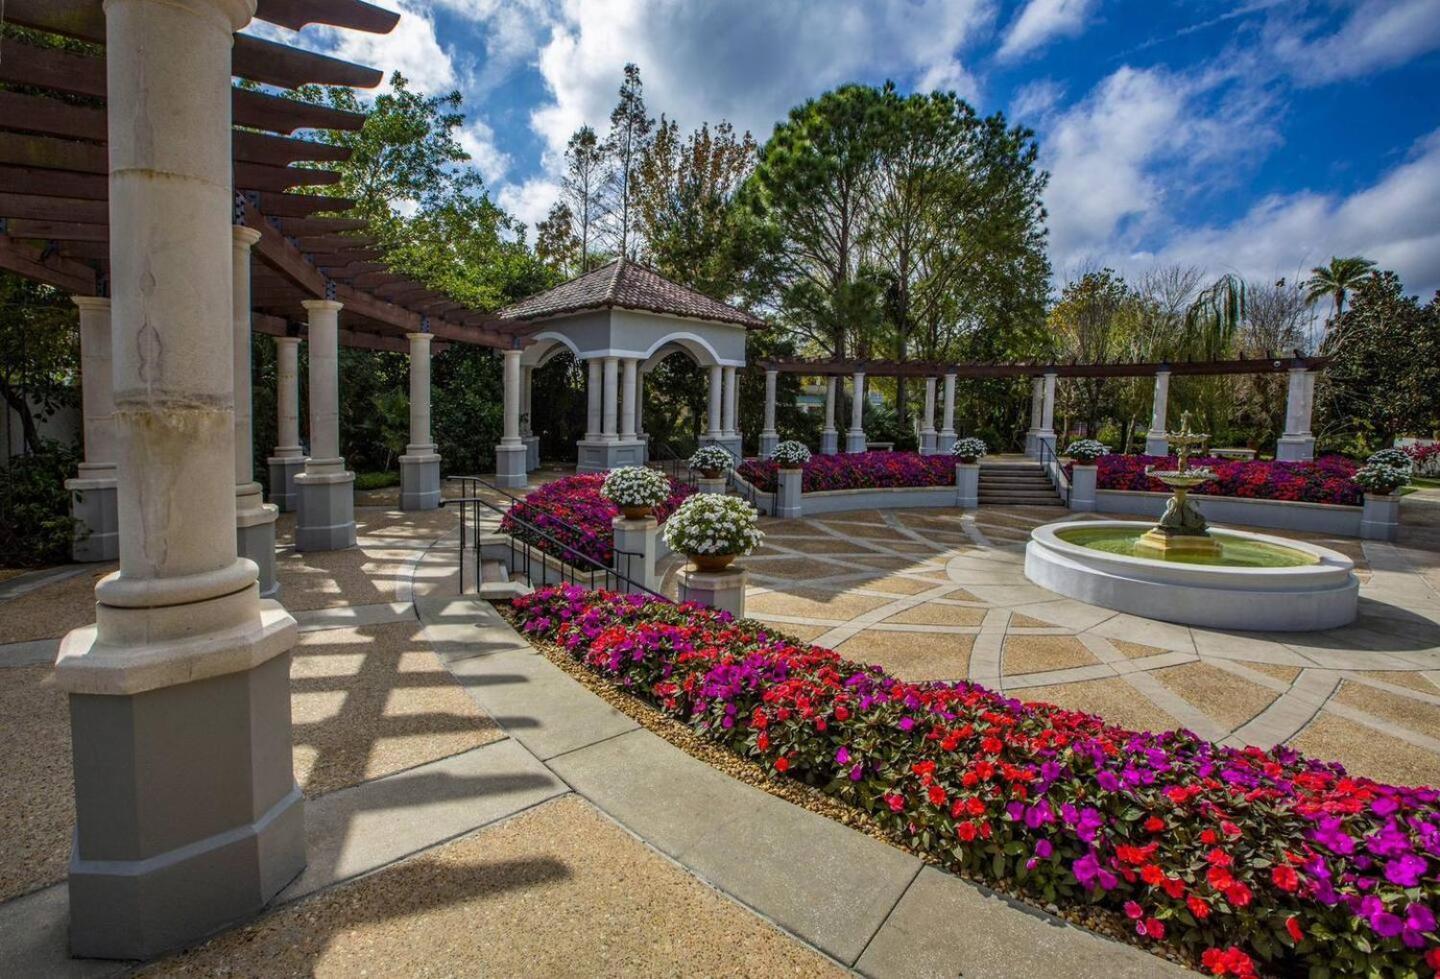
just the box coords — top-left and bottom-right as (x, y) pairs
(550, 727), (921, 965)
(292, 601), (415, 633)
(0, 884), (129, 979)
(856, 866), (1192, 979)
(0, 638), (60, 667)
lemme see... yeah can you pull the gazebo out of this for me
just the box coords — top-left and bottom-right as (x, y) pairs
(494, 258), (764, 483)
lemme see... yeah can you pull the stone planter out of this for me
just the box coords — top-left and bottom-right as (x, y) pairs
(1360, 492), (1401, 542)
(776, 467), (803, 519)
(677, 565), (747, 616)
(955, 462), (979, 509)
(611, 514), (658, 593)
(1068, 463), (1097, 512)
(620, 504), (654, 520)
(696, 476), (728, 495)
(688, 552), (737, 572)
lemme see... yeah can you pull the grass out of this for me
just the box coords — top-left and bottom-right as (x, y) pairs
(354, 471), (401, 491)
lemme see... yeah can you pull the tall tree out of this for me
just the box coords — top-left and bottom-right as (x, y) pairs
(535, 201), (580, 275)
(560, 126), (606, 272)
(1048, 269), (1133, 436)
(600, 64), (654, 259)
(0, 274), (77, 455)
(1304, 255), (1376, 326)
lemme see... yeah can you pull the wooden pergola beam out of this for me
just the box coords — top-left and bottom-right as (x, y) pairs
(756, 356), (1332, 379)
(0, 235), (97, 294)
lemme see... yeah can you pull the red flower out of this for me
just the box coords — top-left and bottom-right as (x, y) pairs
(1144, 917), (1166, 940)
(1206, 848), (1233, 868)
(1188, 896), (1212, 920)
(1200, 829), (1219, 845)
(1124, 900), (1143, 919)
(927, 785), (948, 807)
(1223, 882), (1253, 908)
(774, 756), (790, 773)
(956, 821), (978, 842)
(1285, 916), (1303, 943)
(1144, 816), (1166, 833)
(1141, 864), (1165, 885)
(884, 793), (906, 813)
(1271, 865), (1299, 892)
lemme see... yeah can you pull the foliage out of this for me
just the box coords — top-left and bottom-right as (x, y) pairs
(770, 440), (812, 467)
(354, 471), (400, 491)
(0, 439), (80, 567)
(688, 445), (734, 474)
(739, 451), (954, 493)
(600, 466), (671, 508)
(599, 64), (655, 259)
(951, 436), (989, 460)
(1367, 448), (1414, 472)
(0, 273), (78, 455)
(660, 494), (764, 556)
(501, 473), (692, 566)
(1088, 454), (1362, 505)
(1064, 439), (1109, 463)
(514, 587), (1440, 979)
(1304, 256), (1377, 326)
(1353, 464), (1410, 496)
(1406, 444), (1440, 478)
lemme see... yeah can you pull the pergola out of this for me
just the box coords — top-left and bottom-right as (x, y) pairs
(755, 355), (1330, 459)
(0, 0), (534, 960)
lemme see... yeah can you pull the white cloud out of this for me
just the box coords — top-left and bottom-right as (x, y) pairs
(997, 0), (1097, 62)
(1267, 0), (1440, 86)
(458, 119), (512, 185)
(916, 58), (982, 102)
(497, 176), (563, 230)
(1009, 78), (1065, 122)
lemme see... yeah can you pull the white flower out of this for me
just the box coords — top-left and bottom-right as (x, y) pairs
(771, 440), (811, 466)
(600, 466), (670, 507)
(662, 494), (764, 556)
(689, 445), (735, 473)
(951, 437), (988, 459)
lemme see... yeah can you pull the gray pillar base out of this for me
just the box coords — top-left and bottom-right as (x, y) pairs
(776, 468), (803, 519)
(758, 432), (779, 458)
(237, 504), (280, 599)
(399, 452), (442, 511)
(919, 432), (937, 455)
(1360, 494), (1400, 542)
(575, 438), (647, 474)
(1275, 435), (1316, 461)
(1024, 431), (1038, 458)
(66, 473), (119, 563)
(495, 443), (530, 489)
(677, 566), (747, 618)
(293, 469), (356, 552)
(820, 430), (838, 455)
(611, 516), (658, 592)
(939, 429), (957, 455)
(266, 455), (307, 513)
(955, 463), (979, 508)
(1144, 432), (1171, 456)
(696, 476), (728, 495)
(1068, 464), (1097, 512)
(65, 648), (304, 960)
(523, 435), (540, 472)
(845, 431), (868, 454)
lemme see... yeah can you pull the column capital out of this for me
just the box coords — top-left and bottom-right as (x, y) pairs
(273, 334), (301, 347)
(406, 332), (433, 345)
(231, 225), (262, 248)
(302, 299), (344, 313)
(72, 295), (111, 313)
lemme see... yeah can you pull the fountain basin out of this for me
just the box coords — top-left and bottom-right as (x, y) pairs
(1025, 520), (1358, 631)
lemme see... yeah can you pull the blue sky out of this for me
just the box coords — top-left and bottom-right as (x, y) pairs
(252, 0), (1440, 296)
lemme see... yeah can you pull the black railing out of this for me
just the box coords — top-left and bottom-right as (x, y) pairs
(441, 473), (670, 602)
(716, 443), (779, 516)
(1036, 438), (1071, 506)
(646, 440), (698, 489)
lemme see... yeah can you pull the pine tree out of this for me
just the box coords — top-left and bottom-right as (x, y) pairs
(600, 63), (654, 259)
(561, 126), (605, 272)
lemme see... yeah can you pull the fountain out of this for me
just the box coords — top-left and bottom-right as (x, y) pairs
(1022, 419), (1360, 631)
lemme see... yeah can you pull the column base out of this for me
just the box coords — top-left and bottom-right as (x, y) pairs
(294, 468), (356, 552)
(266, 455), (307, 512)
(236, 492), (280, 599)
(66, 472), (119, 563)
(1275, 435), (1316, 462)
(776, 469), (803, 519)
(939, 429), (957, 455)
(1034, 432), (1056, 460)
(1144, 432), (1171, 456)
(1360, 494), (1400, 542)
(677, 566), (747, 618)
(955, 463), (979, 509)
(574, 438), (647, 474)
(1024, 430), (1039, 458)
(494, 443), (529, 489)
(523, 435), (540, 472)
(399, 452), (442, 510)
(919, 431), (937, 455)
(844, 431), (868, 454)
(758, 432), (779, 458)
(820, 430), (838, 456)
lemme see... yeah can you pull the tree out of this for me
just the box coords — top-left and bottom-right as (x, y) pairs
(599, 64), (654, 259)
(0, 274), (77, 455)
(560, 126), (606, 272)
(1304, 256), (1376, 326)
(536, 201), (580, 275)
(1048, 269), (1133, 437)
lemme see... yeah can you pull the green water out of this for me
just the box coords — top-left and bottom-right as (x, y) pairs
(1057, 527), (1316, 568)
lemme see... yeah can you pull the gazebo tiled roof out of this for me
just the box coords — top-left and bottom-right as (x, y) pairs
(500, 258), (765, 328)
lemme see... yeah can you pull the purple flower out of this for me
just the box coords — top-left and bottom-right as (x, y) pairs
(1371, 912), (1405, 938)
(1034, 839), (1054, 859)
(1384, 853), (1428, 887)
(897, 716), (915, 733)
(835, 747), (851, 765)
(1310, 816), (1356, 855)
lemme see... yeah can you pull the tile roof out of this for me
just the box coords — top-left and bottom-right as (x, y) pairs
(498, 258), (765, 328)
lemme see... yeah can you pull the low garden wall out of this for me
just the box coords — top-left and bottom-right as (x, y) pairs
(1091, 489), (1363, 535)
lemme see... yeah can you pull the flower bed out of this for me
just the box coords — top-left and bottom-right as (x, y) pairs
(738, 451), (955, 494)
(1081, 455), (1363, 506)
(513, 586), (1440, 978)
(500, 473), (693, 566)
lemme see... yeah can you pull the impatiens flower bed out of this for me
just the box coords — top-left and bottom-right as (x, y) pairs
(738, 451), (955, 494)
(512, 586), (1440, 978)
(500, 473), (693, 566)
(1082, 454), (1363, 507)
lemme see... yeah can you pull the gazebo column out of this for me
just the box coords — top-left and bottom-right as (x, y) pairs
(820, 376), (839, 455)
(1145, 369), (1172, 456)
(576, 357), (607, 473)
(521, 365), (539, 472)
(759, 369), (779, 457)
(267, 335), (306, 511)
(1025, 377), (1044, 457)
(65, 296), (119, 562)
(1037, 372), (1058, 458)
(845, 370), (867, 453)
(602, 356), (619, 441)
(1276, 367), (1317, 461)
(635, 369), (648, 463)
(294, 298), (356, 551)
(232, 226), (278, 597)
(585, 358), (602, 440)
(495, 347), (527, 488)
(920, 376), (938, 455)
(57, 0), (303, 958)
(722, 365), (740, 451)
(400, 332), (442, 507)
(940, 372), (957, 450)
(704, 364), (723, 445)
(621, 357), (638, 440)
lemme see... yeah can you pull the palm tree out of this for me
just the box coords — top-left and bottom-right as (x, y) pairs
(1304, 256), (1376, 325)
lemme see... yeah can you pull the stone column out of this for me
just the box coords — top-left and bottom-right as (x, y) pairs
(1145, 370), (1172, 456)
(820, 376), (839, 455)
(522, 365), (539, 471)
(920, 377), (937, 455)
(621, 358), (638, 439)
(585, 358), (602, 440)
(845, 370), (867, 453)
(955, 462), (979, 508)
(776, 467), (803, 519)
(232, 226), (278, 597)
(611, 515), (658, 592)
(600, 356), (619, 442)
(721, 365), (738, 438)
(939, 373), (957, 448)
(56, 0), (303, 958)
(1276, 367), (1316, 461)
(294, 298), (356, 550)
(495, 347), (527, 488)
(266, 334), (306, 511)
(1037, 372), (1058, 457)
(706, 364), (723, 441)
(1069, 464), (1098, 512)
(66, 296), (119, 562)
(759, 369), (779, 457)
(399, 332), (441, 508)
(1025, 376), (1044, 457)
(634, 368), (648, 464)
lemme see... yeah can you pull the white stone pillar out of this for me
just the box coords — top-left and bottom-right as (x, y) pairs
(602, 356), (619, 441)
(1025, 376), (1044, 457)
(294, 298), (356, 550)
(1037, 372), (1058, 459)
(521, 365), (539, 472)
(707, 364), (723, 440)
(1145, 370), (1172, 456)
(232, 226), (278, 597)
(920, 376), (937, 454)
(722, 365), (738, 438)
(677, 566), (747, 617)
(955, 462), (979, 508)
(585, 358), (602, 440)
(846, 371), (867, 453)
(759, 369), (779, 457)
(821, 376), (838, 455)
(1276, 367), (1317, 461)
(66, 296), (119, 562)
(611, 515), (658, 592)
(775, 466), (803, 519)
(400, 333), (441, 508)
(56, 0), (302, 959)
(267, 335), (305, 511)
(621, 358), (638, 439)
(495, 347), (527, 488)
(940, 373), (957, 447)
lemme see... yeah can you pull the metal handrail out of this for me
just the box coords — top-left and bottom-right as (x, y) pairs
(441, 473), (670, 602)
(646, 439), (698, 489)
(1036, 438), (1071, 506)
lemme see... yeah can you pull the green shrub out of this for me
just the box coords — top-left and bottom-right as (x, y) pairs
(0, 440), (80, 566)
(354, 471), (400, 491)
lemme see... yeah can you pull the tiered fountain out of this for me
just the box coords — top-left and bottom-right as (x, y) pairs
(1024, 417), (1359, 631)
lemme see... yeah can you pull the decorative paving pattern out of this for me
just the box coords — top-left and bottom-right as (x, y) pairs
(702, 504), (1440, 788)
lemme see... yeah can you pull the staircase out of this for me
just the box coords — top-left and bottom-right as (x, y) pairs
(978, 460), (1064, 507)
